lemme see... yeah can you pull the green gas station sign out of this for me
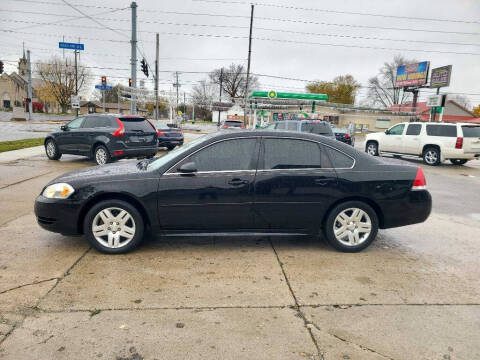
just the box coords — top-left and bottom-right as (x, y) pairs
(249, 91), (328, 101)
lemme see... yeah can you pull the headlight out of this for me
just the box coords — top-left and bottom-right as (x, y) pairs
(42, 183), (75, 199)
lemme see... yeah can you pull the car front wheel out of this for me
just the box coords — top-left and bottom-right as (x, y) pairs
(324, 201), (379, 252)
(450, 159), (468, 165)
(84, 200), (145, 254)
(423, 147), (441, 166)
(94, 145), (111, 165)
(366, 141), (378, 156)
(45, 139), (62, 160)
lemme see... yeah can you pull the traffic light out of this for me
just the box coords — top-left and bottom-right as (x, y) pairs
(129, 78), (132, 87)
(141, 58), (148, 77)
(0, 61), (4, 74)
(101, 76), (106, 86)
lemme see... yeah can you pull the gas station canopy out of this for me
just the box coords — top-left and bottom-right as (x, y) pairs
(249, 91), (328, 101)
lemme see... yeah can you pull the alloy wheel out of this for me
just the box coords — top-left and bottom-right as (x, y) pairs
(367, 144), (377, 156)
(95, 148), (107, 165)
(91, 207), (136, 249)
(424, 150), (437, 165)
(333, 208), (372, 246)
(46, 141), (56, 157)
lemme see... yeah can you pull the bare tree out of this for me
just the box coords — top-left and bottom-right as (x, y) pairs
(448, 94), (472, 110)
(191, 80), (216, 120)
(367, 55), (416, 108)
(36, 56), (90, 113)
(209, 63), (259, 101)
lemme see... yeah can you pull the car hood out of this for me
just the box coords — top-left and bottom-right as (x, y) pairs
(48, 160), (148, 186)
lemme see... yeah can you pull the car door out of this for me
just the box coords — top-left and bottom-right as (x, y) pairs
(157, 137), (260, 231)
(403, 123), (422, 155)
(381, 123), (406, 153)
(79, 116), (101, 154)
(56, 117), (85, 153)
(253, 137), (338, 232)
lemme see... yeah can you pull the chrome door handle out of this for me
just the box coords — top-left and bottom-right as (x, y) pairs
(228, 178), (249, 186)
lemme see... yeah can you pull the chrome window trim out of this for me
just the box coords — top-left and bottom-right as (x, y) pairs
(164, 136), (260, 175)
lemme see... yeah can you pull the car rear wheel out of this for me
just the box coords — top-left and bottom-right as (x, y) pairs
(84, 200), (144, 254)
(423, 147), (440, 166)
(450, 159), (468, 165)
(167, 145), (175, 150)
(94, 145), (111, 165)
(45, 139), (62, 160)
(366, 141), (378, 156)
(324, 201), (379, 252)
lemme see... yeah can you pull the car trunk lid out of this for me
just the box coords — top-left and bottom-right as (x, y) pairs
(119, 117), (157, 147)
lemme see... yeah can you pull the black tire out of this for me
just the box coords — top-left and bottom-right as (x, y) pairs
(45, 139), (62, 160)
(83, 199), (145, 254)
(422, 147), (441, 166)
(323, 201), (379, 253)
(93, 145), (112, 165)
(366, 141), (379, 156)
(450, 159), (468, 166)
(167, 145), (176, 150)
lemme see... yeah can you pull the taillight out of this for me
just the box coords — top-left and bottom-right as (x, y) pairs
(157, 130), (165, 136)
(455, 137), (463, 149)
(412, 167), (427, 191)
(344, 134), (350, 139)
(221, 125), (228, 129)
(240, 125), (245, 129)
(112, 118), (125, 137)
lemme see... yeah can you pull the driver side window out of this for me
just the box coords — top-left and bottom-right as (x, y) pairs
(387, 124), (405, 135)
(67, 117), (84, 129)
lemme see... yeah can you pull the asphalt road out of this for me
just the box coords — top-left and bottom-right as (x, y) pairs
(0, 138), (479, 359)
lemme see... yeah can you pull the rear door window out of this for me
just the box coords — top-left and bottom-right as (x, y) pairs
(406, 124), (422, 135)
(301, 122), (333, 136)
(325, 146), (354, 168)
(426, 125), (457, 137)
(262, 138), (322, 169)
(82, 116), (97, 128)
(461, 126), (480, 137)
(120, 117), (154, 133)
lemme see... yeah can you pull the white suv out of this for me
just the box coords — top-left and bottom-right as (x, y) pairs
(365, 122), (480, 166)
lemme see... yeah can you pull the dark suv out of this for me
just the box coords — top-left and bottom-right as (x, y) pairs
(44, 114), (158, 165)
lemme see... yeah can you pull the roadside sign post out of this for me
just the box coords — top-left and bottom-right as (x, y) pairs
(428, 65), (452, 122)
(59, 42), (84, 117)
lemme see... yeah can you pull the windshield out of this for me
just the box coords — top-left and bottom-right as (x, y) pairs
(462, 125), (480, 137)
(147, 134), (209, 171)
(301, 123), (333, 136)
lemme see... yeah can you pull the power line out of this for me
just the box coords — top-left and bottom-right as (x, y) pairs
(192, 0), (480, 24)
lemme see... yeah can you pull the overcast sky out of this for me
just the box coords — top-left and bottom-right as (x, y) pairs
(2, 0), (480, 106)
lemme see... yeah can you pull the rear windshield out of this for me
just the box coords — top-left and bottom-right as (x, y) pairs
(301, 122), (333, 136)
(225, 121), (243, 127)
(120, 117), (154, 132)
(426, 125), (457, 137)
(462, 126), (480, 138)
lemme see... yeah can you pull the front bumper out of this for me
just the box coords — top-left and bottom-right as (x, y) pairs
(378, 190), (432, 229)
(34, 195), (82, 235)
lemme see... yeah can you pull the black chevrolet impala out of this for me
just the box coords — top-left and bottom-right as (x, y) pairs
(35, 131), (431, 254)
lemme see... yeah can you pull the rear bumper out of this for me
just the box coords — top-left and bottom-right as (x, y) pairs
(34, 195), (82, 235)
(111, 146), (157, 159)
(378, 190), (432, 229)
(158, 137), (184, 147)
(442, 149), (479, 160)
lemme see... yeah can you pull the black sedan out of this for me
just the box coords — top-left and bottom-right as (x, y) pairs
(35, 130), (431, 254)
(151, 121), (184, 150)
(332, 127), (354, 146)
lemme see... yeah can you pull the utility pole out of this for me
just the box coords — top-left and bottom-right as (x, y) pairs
(184, 92), (186, 118)
(26, 50), (33, 120)
(217, 67), (223, 127)
(173, 71), (180, 113)
(117, 86), (120, 113)
(244, 4), (254, 128)
(74, 49), (78, 117)
(155, 33), (159, 120)
(130, 1), (137, 115)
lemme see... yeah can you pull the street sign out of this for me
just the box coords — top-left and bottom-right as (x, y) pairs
(59, 42), (84, 51)
(71, 95), (80, 109)
(426, 95), (442, 107)
(95, 85), (113, 91)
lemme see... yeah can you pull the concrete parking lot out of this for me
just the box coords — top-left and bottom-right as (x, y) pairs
(0, 140), (479, 359)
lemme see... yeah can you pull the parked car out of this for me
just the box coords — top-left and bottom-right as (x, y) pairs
(365, 122), (480, 166)
(268, 120), (335, 139)
(151, 121), (184, 150)
(44, 114), (158, 165)
(332, 127), (354, 146)
(35, 130), (431, 254)
(220, 120), (245, 129)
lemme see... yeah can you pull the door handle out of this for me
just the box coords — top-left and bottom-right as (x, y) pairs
(228, 178), (249, 186)
(314, 178), (332, 186)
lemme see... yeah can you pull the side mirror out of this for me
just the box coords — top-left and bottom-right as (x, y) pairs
(385, 129), (390, 135)
(61, 125), (68, 131)
(178, 162), (197, 174)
